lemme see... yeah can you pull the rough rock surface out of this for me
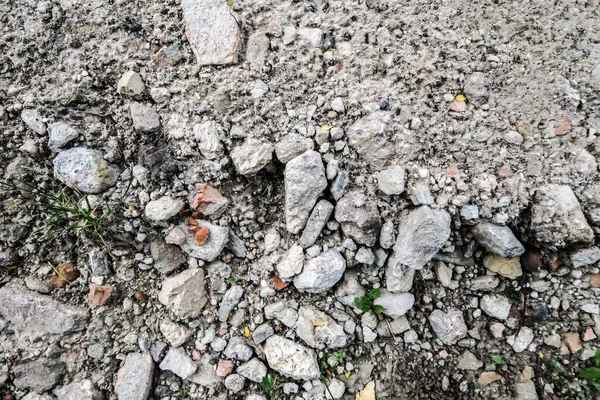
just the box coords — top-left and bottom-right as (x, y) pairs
(115, 353), (154, 400)
(263, 336), (320, 380)
(179, 221), (229, 261)
(158, 268), (208, 319)
(471, 221), (525, 258)
(230, 138), (274, 175)
(295, 305), (348, 349)
(334, 191), (381, 246)
(145, 196), (184, 222)
(293, 250), (346, 293)
(53, 147), (118, 194)
(429, 309), (468, 345)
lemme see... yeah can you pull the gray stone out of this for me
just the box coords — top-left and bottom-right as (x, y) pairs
(428, 308), (468, 345)
(224, 374), (245, 392)
(277, 244), (304, 280)
(334, 191), (381, 247)
(179, 221), (229, 261)
(511, 327), (534, 353)
(293, 250), (346, 293)
(285, 150), (327, 233)
(480, 294), (512, 320)
(145, 196), (184, 222)
(246, 31), (269, 70)
(463, 72), (488, 107)
(297, 27), (323, 47)
(151, 239), (185, 274)
(237, 358), (267, 383)
(53, 147), (118, 194)
(379, 220), (395, 249)
(377, 165), (406, 195)
(264, 301), (299, 327)
(160, 320), (192, 347)
(219, 285), (244, 322)
(0, 282), (89, 339)
(531, 184), (594, 248)
(329, 170), (349, 201)
(231, 138), (274, 175)
(282, 26), (296, 45)
(47, 122), (78, 149)
(13, 359), (65, 392)
(182, 0), (240, 66)
(117, 70), (144, 96)
(470, 275), (500, 291)
(299, 200), (334, 248)
(326, 378), (346, 399)
(224, 337), (253, 361)
(392, 206), (451, 269)
(0, 247), (18, 267)
(515, 380), (538, 400)
(89, 249), (110, 275)
(55, 379), (103, 400)
(264, 228), (280, 253)
(296, 306), (348, 349)
(263, 336), (320, 380)
(227, 231), (247, 258)
(24, 275), (52, 294)
(346, 111), (393, 169)
(471, 221), (525, 258)
(21, 109), (46, 134)
(159, 347), (197, 379)
(193, 121), (224, 160)
(87, 343), (105, 360)
(335, 271), (365, 308)
(570, 247), (600, 268)
(252, 324), (274, 344)
(460, 205), (479, 223)
(436, 262), (452, 287)
(188, 354), (221, 388)
(283, 382), (299, 394)
(456, 351), (483, 371)
(331, 97), (345, 113)
(115, 355), (153, 400)
(355, 247), (375, 265)
(275, 133), (314, 164)
(373, 291), (415, 319)
(385, 255), (416, 292)
(158, 269), (207, 319)
(130, 102), (160, 132)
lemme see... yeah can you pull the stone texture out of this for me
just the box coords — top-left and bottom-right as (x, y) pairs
(463, 72), (488, 107)
(531, 184), (594, 248)
(219, 285), (244, 322)
(373, 291), (415, 319)
(570, 247), (600, 268)
(191, 183), (229, 218)
(47, 121), (78, 149)
(231, 138), (274, 175)
(456, 351), (483, 371)
(392, 206), (451, 269)
(145, 196), (184, 222)
(295, 305), (348, 349)
(277, 244), (304, 280)
(21, 109), (46, 134)
(512, 327), (534, 353)
(13, 359), (66, 392)
(224, 337), (253, 361)
(252, 324), (274, 344)
(182, 0), (240, 66)
(428, 308), (468, 345)
(193, 121), (224, 160)
(246, 30), (269, 70)
(159, 347), (197, 379)
(334, 191), (381, 247)
(471, 221), (525, 258)
(53, 147), (118, 194)
(299, 200), (334, 248)
(293, 250), (346, 293)
(346, 111), (393, 169)
(55, 380), (103, 400)
(275, 133), (314, 164)
(151, 238), (185, 274)
(377, 165), (406, 195)
(483, 254), (523, 279)
(385, 255), (416, 292)
(179, 221), (229, 261)
(0, 282), (89, 339)
(158, 268), (208, 319)
(263, 336), (320, 380)
(130, 102), (160, 132)
(117, 71), (144, 96)
(480, 294), (512, 320)
(160, 319), (192, 347)
(285, 150), (327, 233)
(115, 353), (154, 400)
(237, 358), (268, 383)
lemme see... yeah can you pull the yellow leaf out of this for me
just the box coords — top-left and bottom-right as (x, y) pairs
(244, 326), (250, 337)
(128, 205), (135, 212)
(538, 352), (544, 359)
(321, 124), (332, 131)
(344, 371), (351, 377)
(455, 94), (467, 102)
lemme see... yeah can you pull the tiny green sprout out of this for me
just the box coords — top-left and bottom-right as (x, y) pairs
(549, 359), (566, 375)
(43, 104), (53, 112)
(227, 0), (233, 5)
(261, 373), (284, 400)
(228, 275), (239, 285)
(354, 288), (384, 314)
(490, 354), (503, 365)
(331, 351), (346, 365)
(473, 381), (481, 389)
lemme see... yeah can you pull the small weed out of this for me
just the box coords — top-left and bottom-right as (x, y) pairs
(354, 288), (384, 314)
(579, 349), (600, 391)
(473, 381), (481, 389)
(495, 280), (520, 305)
(331, 351), (346, 365)
(490, 354), (503, 365)
(43, 104), (53, 112)
(178, 389), (189, 398)
(226, 0), (233, 5)
(0, 165), (133, 258)
(548, 359), (566, 375)
(262, 373), (283, 400)
(319, 358), (335, 400)
(67, 93), (78, 103)
(228, 275), (239, 285)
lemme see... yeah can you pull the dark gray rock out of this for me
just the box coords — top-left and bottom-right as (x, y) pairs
(219, 285), (244, 322)
(13, 359), (66, 392)
(463, 72), (488, 107)
(151, 238), (185, 274)
(299, 200), (334, 248)
(471, 221), (525, 258)
(334, 191), (381, 247)
(89, 249), (110, 275)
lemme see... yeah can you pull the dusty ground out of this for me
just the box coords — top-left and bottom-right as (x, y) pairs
(1, 0), (600, 399)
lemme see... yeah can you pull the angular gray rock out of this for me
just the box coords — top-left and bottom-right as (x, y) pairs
(117, 70), (144, 96)
(570, 247), (600, 268)
(511, 327), (534, 353)
(179, 221), (229, 262)
(264, 301), (299, 327)
(334, 191), (381, 247)
(224, 337), (253, 361)
(456, 351), (483, 371)
(145, 196), (184, 222)
(227, 231), (247, 258)
(293, 250), (346, 293)
(531, 184), (594, 248)
(428, 308), (468, 345)
(346, 111), (393, 169)
(237, 358), (268, 383)
(130, 102), (160, 132)
(252, 324), (274, 344)
(480, 294), (512, 320)
(246, 30), (269, 70)
(13, 359), (66, 392)
(47, 121), (78, 149)
(224, 374), (245, 392)
(193, 121), (224, 160)
(335, 271), (366, 308)
(115, 353), (154, 400)
(231, 138), (274, 175)
(379, 220), (395, 249)
(160, 319), (192, 347)
(392, 206), (451, 269)
(373, 291), (415, 318)
(377, 165), (406, 195)
(263, 336), (320, 380)
(299, 200), (334, 248)
(182, 0), (240, 66)
(295, 306), (348, 349)
(385, 257), (416, 292)
(471, 221), (525, 258)
(219, 285), (244, 322)
(329, 170), (349, 201)
(158, 269), (208, 319)
(515, 380), (538, 400)
(0, 282), (89, 339)
(151, 238), (185, 274)
(55, 379), (103, 400)
(275, 133), (314, 164)
(159, 347), (197, 379)
(21, 109), (46, 134)
(277, 244), (304, 280)
(53, 147), (118, 194)
(285, 151), (327, 233)
(463, 72), (488, 107)
(89, 248), (110, 276)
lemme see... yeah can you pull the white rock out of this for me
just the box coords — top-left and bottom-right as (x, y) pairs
(158, 269), (207, 319)
(53, 147), (119, 194)
(428, 308), (468, 345)
(160, 320), (192, 347)
(231, 138), (274, 175)
(117, 71), (144, 96)
(373, 291), (415, 318)
(145, 196), (184, 222)
(377, 165), (406, 195)
(295, 305), (348, 349)
(159, 347), (197, 379)
(480, 294), (512, 320)
(293, 250), (346, 293)
(511, 327), (534, 353)
(193, 121), (224, 160)
(47, 122), (78, 149)
(277, 244), (304, 280)
(263, 336), (320, 380)
(115, 353), (154, 400)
